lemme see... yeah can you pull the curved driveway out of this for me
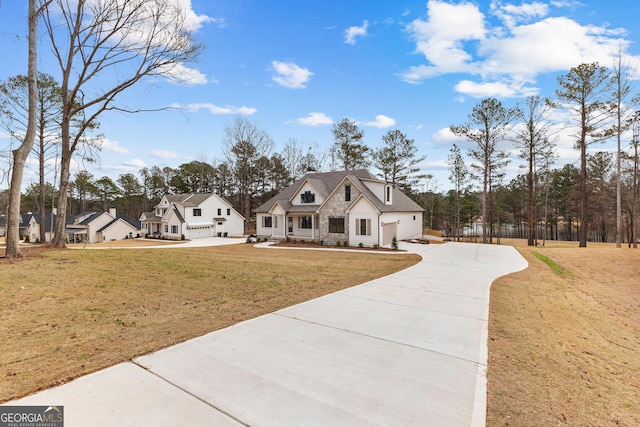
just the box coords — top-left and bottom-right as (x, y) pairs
(9, 241), (527, 426)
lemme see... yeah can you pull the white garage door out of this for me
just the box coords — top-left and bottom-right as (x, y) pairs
(382, 222), (397, 246)
(188, 225), (212, 239)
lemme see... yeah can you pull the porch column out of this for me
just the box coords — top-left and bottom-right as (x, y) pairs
(271, 216), (275, 239)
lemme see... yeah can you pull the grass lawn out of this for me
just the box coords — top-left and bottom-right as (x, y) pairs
(0, 243), (420, 403)
(487, 239), (640, 426)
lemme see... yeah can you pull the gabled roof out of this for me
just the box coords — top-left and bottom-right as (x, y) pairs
(97, 217), (138, 233)
(255, 169), (424, 214)
(78, 212), (104, 225)
(255, 170), (376, 213)
(17, 210), (64, 231)
(163, 193), (212, 207)
(140, 211), (161, 222)
(172, 205), (185, 223)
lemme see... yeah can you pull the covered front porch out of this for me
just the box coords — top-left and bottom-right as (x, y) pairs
(260, 212), (320, 242)
(142, 220), (163, 238)
(66, 228), (87, 243)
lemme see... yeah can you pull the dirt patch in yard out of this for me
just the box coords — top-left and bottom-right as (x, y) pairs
(487, 239), (640, 426)
(0, 243), (420, 403)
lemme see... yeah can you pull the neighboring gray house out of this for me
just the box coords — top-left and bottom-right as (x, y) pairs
(140, 193), (244, 240)
(255, 169), (424, 247)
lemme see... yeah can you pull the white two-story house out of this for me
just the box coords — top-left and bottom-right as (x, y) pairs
(140, 193), (244, 240)
(255, 169), (424, 247)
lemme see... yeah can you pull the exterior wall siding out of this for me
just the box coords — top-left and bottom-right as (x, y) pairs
(380, 212), (423, 243)
(88, 214), (113, 243)
(348, 197), (379, 247)
(101, 221), (136, 241)
(291, 182), (324, 206)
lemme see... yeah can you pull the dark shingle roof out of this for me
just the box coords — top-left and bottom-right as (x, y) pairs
(255, 169), (423, 214)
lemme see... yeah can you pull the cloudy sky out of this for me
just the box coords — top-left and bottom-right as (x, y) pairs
(1, 0), (639, 191)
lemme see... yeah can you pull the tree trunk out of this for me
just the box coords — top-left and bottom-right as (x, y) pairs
(5, 0), (38, 258)
(38, 107), (46, 243)
(527, 152), (534, 246)
(579, 138), (588, 247)
(52, 117), (72, 247)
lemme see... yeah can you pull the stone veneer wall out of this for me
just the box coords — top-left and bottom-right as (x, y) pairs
(318, 182), (362, 245)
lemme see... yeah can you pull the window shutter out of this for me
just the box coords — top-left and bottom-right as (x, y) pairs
(355, 219), (361, 236)
(366, 219), (371, 236)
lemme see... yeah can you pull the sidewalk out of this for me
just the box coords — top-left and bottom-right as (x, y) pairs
(6, 242), (527, 426)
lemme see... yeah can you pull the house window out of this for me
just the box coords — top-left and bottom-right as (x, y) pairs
(164, 225), (168, 233)
(227, 208), (231, 215)
(345, 184), (351, 201)
(264, 216), (273, 228)
(171, 225), (178, 234)
(355, 218), (371, 236)
(386, 186), (391, 202)
(193, 208), (202, 216)
(217, 208), (222, 216)
(329, 217), (345, 233)
(299, 216), (312, 229)
(301, 191), (315, 203)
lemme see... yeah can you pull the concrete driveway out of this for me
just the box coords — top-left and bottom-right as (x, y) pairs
(7, 241), (527, 426)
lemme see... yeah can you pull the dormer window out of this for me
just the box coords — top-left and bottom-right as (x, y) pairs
(301, 191), (315, 203)
(386, 186), (391, 202)
(345, 184), (351, 202)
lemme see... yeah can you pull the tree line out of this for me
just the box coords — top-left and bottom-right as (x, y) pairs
(448, 60), (639, 248)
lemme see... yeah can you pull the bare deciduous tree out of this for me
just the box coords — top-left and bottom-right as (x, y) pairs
(224, 117), (273, 229)
(41, 0), (204, 247)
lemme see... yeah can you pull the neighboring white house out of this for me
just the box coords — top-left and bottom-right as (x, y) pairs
(255, 169), (424, 247)
(21, 211), (57, 243)
(66, 208), (140, 243)
(140, 193), (244, 240)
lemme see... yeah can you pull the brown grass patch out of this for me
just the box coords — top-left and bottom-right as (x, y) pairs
(487, 239), (640, 426)
(0, 243), (420, 403)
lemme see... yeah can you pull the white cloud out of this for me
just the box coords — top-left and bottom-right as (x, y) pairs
(151, 149), (180, 160)
(175, 102), (257, 115)
(432, 127), (467, 145)
(161, 62), (208, 86)
(364, 115), (396, 128)
(401, 0), (634, 97)
(99, 138), (129, 154)
(491, 1), (549, 28)
(271, 61), (313, 89)
(401, 0), (486, 82)
(122, 158), (146, 168)
(344, 20), (369, 45)
(297, 112), (333, 126)
(171, 0), (223, 30)
(454, 79), (539, 98)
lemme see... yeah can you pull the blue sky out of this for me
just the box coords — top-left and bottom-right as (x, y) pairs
(1, 0), (640, 192)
